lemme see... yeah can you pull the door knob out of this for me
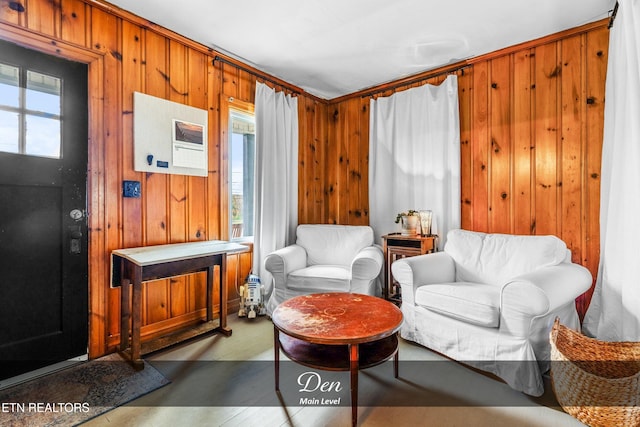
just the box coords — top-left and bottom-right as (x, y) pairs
(69, 209), (84, 220)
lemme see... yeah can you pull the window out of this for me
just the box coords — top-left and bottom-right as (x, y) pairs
(0, 62), (62, 158)
(229, 109), (255, 238)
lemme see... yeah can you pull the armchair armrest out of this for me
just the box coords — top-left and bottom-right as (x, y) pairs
(500, 263), (592, 337)
(391, 252), (456, 305)
(264, 244), (307, 290)
(349, 246), (384, 294)
(351, 246), (384, 280)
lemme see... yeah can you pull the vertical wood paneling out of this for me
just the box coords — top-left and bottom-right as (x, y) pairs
(222, 63), (238, 98)
(326, 105), (340, 223)
(358, 96), (370, 224)
(560, 35), (585, 260)
(472, 61), (490, 231)
(533, 42), (560, 236)
(315, 98), (329, 224)
(512, 49), (533, 234)
(237, 69), (254, 102)
(61, 0), (87, 47)
(299, 96), (328, 224)
(579, 26), (608, 315)
(298, 96), (311, 221)
(26, 0), (58, 37)
(337, 101), (350, 224)
(345, 97), (366, 224)
(458, 69), (473, 230)
(207, 60), (222, 240)
(489, 55), (512, 233)
(186, 49), (209, 240)
(143, 31), (169, 246)
(317, 99), (329, 223)
(1, 1), (23, 26)
(121, 21), (143, 248)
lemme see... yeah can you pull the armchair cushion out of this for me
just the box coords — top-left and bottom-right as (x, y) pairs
(445, 229), (570, 284)
(416, 282), (501, 328)
(296, 224), (374, 266)
(287, 265), (350, 292)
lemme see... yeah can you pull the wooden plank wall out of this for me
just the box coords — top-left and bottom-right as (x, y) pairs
(325, 21), (609, 318)
(0, 0), (327, 358)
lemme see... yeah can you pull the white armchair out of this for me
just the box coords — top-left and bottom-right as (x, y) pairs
(265, 224), (383, 315)
(391, 229), (592, 396)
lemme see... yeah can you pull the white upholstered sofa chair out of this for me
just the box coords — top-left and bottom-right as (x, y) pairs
(391, 229), (592, 396)
(265, 224), (383, 315)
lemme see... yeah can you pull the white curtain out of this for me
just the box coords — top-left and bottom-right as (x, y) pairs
(369, 75), (460, 247)
(583, 0), (640, 341)
(253, 82), (298, 294)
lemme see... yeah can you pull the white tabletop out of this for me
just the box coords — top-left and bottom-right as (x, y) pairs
(112, 240), (249, 267)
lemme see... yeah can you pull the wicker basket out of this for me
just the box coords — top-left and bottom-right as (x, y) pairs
(549, 318), (640, 427)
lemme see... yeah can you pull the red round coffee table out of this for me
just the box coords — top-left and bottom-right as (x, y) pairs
(272, 293), (403, 427)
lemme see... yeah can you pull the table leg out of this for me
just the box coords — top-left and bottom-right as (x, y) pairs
(206, 265), (214, 322)
(218, 255), (232, 336)
(130, 273), (144, 370)
(394, 345), (399, 378)
(119, 278), (131, 352)
(349, 343), (359, 427)
(383, 243), (390, 300)
(274, 326), (280, 391)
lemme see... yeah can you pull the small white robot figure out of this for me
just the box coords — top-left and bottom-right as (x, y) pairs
(238, 274), (266, 319)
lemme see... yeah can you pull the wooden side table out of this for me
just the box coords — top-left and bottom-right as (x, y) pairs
(382, 233), (437, 304)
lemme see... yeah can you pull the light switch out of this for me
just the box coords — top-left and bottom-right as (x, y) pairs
(123, 180), (141, 198)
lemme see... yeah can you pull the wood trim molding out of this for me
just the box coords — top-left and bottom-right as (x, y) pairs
(0, 20), (103, 62)
(219, 95), (256, 241)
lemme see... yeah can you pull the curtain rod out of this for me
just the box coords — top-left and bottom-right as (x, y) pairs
(359, 63), (470, 98)
(608, 1), (619, 29)
(212, 56), (300, 95)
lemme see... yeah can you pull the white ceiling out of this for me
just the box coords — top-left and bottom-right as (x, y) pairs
(107, 0), (614, 100)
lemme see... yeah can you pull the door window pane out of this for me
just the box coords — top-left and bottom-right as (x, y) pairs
(0, 63), (62, 158)
(25, 115), (61, 157)
(0, 110), (19, 153)
(0, 63), (19, 108)
(26, 70), (61, 115)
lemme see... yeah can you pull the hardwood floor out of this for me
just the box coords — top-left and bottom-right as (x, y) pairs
(84, 315), (585, 427)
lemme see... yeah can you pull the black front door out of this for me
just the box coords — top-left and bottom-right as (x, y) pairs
(0, 40), (88, 380)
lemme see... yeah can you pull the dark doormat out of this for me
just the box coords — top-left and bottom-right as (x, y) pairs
(0, 353), (170, 426)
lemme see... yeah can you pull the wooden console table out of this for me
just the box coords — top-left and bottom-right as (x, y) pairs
(111, 240), (248, 368)
(382, 233), (437, 304)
